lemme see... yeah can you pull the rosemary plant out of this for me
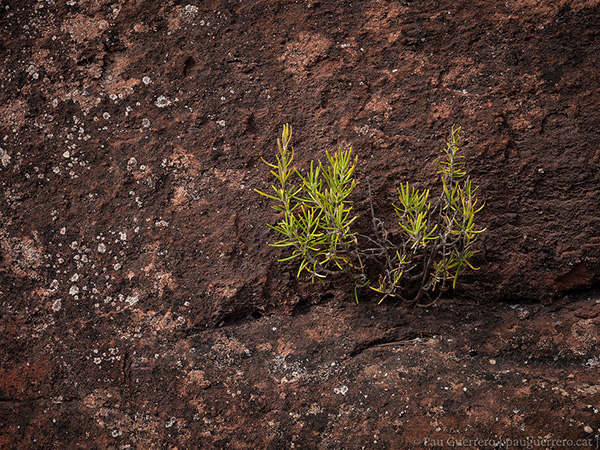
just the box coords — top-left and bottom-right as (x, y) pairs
(256, 124), (485, 306)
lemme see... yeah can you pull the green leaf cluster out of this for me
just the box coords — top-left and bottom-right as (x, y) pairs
(257, 124), (486, 306)
(255, 124), (360, 281)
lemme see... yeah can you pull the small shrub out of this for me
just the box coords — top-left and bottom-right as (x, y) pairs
(256, 124), (485, 306)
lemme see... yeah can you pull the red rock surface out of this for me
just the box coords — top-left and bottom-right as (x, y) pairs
(1, 0), (599, 448)
(2, 293), (600, 448)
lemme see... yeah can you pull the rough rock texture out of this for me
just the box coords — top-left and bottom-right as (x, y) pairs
(1, 0), (599, 448)
(2, 292), (600, 448)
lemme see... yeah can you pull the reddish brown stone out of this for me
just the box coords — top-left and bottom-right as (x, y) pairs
(1, 0), (600, 447)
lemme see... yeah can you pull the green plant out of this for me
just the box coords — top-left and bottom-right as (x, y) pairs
(256, 124), (485, 306)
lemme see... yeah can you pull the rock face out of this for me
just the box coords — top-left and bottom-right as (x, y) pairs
(1, 0), (599, 448)
(2, 293), (600, 448)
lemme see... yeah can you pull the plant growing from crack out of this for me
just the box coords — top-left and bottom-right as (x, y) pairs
(256, 124), (485, 306)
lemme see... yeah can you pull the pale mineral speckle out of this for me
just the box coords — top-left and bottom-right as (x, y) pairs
(63, 151), (70, 158)
(69, 286), (79, 295)
(125, 295), (138, 306)
(51, 299), (62, 312)
(156, 96), (171, 108)
(119, 231), (127, 241)
(102, 112), (111, 120)
(142, 76), (151, 85)
(334, 385), (349, 395)
(584, 357), (599, 367)
(217, 120), (226, 127)
(70, 273), (79, 282)
(0, 147), (10, 167)
(166, 417), (177, 428)
(97, 243), (106, 253)
(307, 404), (323, 415)
(114, 263), (122, 270)
(184, 4), (198, 15)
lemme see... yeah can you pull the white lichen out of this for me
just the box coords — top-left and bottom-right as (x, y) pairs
(125, 295), (138, 306)
(334, 385), (348, 395)
(156, 96), (171, 108)
(0, 147), (10, 167)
